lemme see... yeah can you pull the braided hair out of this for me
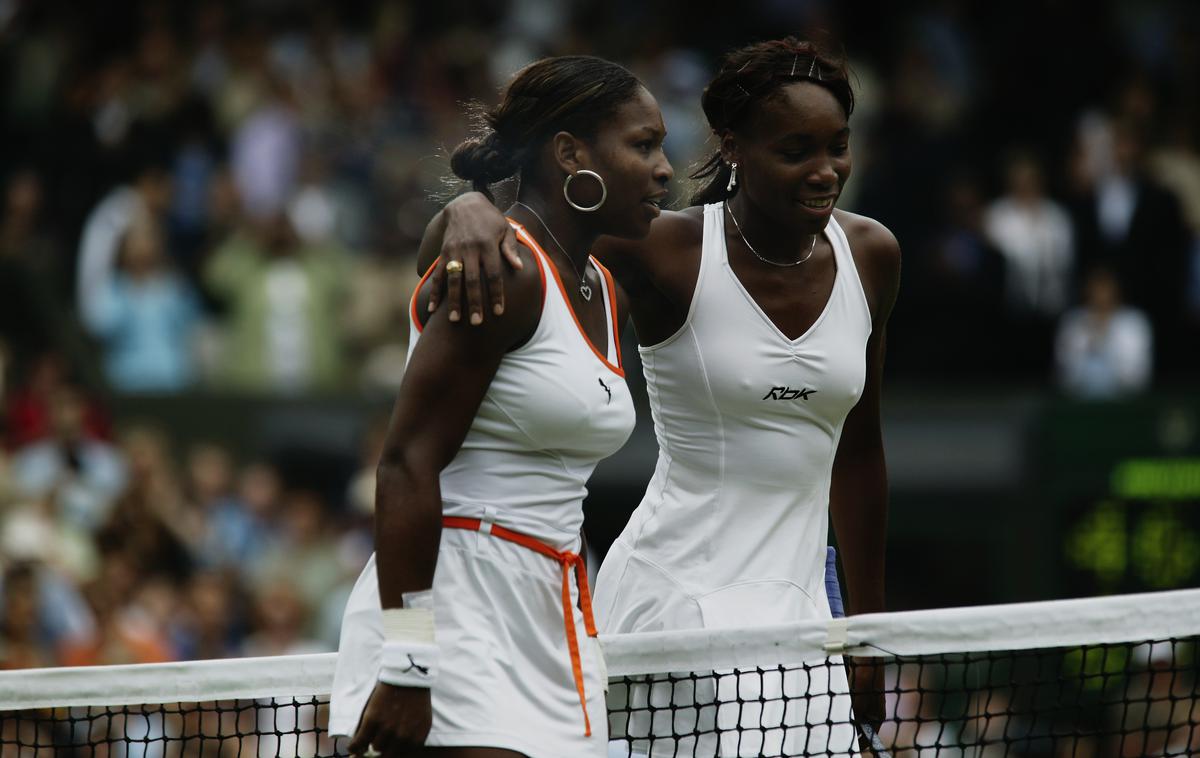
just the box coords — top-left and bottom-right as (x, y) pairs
(690, 36), (854, 206)
(450, 56), (643, 200)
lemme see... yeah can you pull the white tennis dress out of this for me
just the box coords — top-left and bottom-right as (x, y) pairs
(329, 221), (635, 758)
(597, 203), (873, 757)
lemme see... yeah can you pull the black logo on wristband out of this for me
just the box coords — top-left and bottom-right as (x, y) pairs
(403, 655), (430, 676)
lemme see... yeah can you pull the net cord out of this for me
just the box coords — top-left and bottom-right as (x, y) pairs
(2, 588), (1198, 711)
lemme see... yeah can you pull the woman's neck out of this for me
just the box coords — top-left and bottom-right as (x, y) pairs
(511, 190), (596, 274)
(726, 193), (818, 264)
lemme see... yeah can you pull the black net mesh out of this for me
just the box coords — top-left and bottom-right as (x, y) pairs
(606, 637), (1199, 757)
(0, 698), (348, 757)
(1, 638), (1196, 757)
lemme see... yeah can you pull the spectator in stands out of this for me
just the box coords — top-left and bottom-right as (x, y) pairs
(1147, 113), (1200, 368)
(916, 172), (1006, 373)
(204, 213), (346, 392)
(80, 217), (204, 393)
(3, 351), (109, 451)
(172, 570), (243, 660)
(0, 169), (75, 371)
(229, 76), (301, 223)
(249, 488), (344, 633)
(76, 148), (174, 335)
(9, 384), (127, 532)
(243, 579), (324, 656)
(1055, 266), (1152, 399)
(0, 562), (60, 668)
(94, 427), (193, 584)
(984, 151), (1075, 319)
(59, 553), (175, 666)
(1069, 119), (1191, 372)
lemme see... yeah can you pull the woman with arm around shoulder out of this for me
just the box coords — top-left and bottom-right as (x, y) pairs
(329, 55), (671, 758)
(425, 37), (900, 756)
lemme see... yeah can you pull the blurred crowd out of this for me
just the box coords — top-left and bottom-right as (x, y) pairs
(1, 0), (1200, 668)
(0, 364), (388, 668)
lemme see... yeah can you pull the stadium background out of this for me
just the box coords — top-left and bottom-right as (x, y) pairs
(0, 0), (1197, 670)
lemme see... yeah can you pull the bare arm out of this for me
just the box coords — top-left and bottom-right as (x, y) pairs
(829, 213), (900, 615)
(828, 215), (900, 741)
(419, 193), (699, 339)
(350, 241), (540, 755)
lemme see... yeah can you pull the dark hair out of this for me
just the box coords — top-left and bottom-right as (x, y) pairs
(450, 56), (642, 199)
(690, 36), (855, 206)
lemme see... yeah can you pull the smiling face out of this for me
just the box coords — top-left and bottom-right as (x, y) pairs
(571, 86), (674, 239)
(725, 81), (851, 235)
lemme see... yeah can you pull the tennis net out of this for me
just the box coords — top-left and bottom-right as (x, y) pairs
(2, 589), (1197, 757)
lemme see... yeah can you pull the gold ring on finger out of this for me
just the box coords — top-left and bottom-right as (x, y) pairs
(445, 260), (464, 274)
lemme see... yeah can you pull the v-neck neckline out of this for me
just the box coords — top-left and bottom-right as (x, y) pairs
(508, 220), (624, 376)
(720, 212), (839, 345)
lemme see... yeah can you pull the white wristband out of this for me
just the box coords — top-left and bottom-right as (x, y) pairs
(378, 598), (438, 687)
(379, 640), (439, 687)
(381, 606), (435, 644)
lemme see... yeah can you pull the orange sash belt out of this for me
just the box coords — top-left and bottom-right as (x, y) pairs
(442, 516), (598, 736)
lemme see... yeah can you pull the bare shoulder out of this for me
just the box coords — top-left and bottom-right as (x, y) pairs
(833, 209), (901, 321)
(415, 241), (543, 338)
(645, 206), (705, 252)
(593, 206), (705, 296)
(835, 210), (901, 270)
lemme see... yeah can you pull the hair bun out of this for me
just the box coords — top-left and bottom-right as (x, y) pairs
(450, 132), (520, 188)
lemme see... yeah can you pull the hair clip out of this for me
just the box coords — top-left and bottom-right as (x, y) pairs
(736, 83), (751, 97)
(808, 58), (817, 78)
(790, 54), (798, 77)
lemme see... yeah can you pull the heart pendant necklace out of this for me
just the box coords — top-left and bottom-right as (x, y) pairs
(515, 201), (592, 301)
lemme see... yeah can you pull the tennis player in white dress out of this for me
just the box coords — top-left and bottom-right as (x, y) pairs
(596, 203), (869, 757)
(329, 55), (671, 758)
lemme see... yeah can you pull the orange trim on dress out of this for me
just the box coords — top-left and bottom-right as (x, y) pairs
(441, 516), (598, 737)
(508, 221), (625, 377)
(410, 257), (441, 334)
(593, 259), (623, 369)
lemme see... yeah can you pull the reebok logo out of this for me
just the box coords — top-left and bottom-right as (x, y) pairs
(763, 386), (817, 401)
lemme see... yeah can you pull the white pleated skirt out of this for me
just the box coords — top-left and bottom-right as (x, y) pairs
(329, 527), (609, 758)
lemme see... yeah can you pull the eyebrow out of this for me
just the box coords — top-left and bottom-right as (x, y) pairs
(776, 127), (851, 143)
(631, 125), (667, 139)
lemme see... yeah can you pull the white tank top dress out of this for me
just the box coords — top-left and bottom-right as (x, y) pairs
(597, 203), (873, 757)
(329, 221), (635, 758)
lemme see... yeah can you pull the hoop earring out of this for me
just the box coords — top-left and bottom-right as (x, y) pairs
(563, 170), (607, 212)
(726, 162), (738, 192)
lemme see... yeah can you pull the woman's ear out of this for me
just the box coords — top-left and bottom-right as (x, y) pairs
(719, 131), (738, 165)
(551, 131), (589, 175)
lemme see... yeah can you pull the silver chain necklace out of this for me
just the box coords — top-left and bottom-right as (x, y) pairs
(724, 201), (816, 267)
(514, 201), (592, 301)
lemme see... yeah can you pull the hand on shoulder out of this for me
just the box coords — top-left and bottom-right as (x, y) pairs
(416, 241), (544, 349)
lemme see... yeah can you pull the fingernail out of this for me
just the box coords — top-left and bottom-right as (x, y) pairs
(494, 304), (504, 315)
(449, 310), (459, 321)
(470, 312), (482, 325)
(427, 302), (435, 312)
